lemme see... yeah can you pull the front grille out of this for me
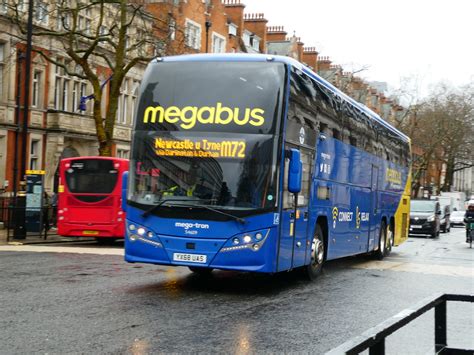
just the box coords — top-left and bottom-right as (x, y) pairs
(410, 218), (427, 225)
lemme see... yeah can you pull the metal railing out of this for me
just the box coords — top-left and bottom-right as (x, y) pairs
(0, 197), (56, 241)
(327, 293), (474, 355)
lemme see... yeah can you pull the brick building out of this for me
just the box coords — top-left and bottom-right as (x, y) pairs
(0, 0), (410, 196)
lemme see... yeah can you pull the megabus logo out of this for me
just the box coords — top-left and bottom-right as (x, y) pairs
(143, 102), (265, 130)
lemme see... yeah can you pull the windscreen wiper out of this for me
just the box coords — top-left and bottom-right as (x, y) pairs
(141, 198), (216, 218)
(142, 199), (246, 224)
(191, 204), (246, 224)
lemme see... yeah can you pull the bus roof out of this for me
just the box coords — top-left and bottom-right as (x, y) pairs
(154, 53), (410, 144)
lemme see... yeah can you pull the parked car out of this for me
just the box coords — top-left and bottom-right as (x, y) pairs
(450, 210), (466, 227)
(440, 205), (451, 233)
(409, 199), (441, 238)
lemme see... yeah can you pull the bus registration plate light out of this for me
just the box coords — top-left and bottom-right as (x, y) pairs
(173, 253), (207, 263)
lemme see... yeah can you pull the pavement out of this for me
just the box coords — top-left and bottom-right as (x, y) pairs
(0, 228), (95, 245)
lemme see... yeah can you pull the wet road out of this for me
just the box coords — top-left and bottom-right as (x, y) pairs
(0, 228), (472, 354)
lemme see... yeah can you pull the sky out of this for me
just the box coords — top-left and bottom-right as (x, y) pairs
(242, 0), (474, 97)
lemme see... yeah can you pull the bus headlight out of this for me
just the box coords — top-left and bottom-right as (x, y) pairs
(147, 231), (154, 238)
(243, 235), (252, 243)
(233, 238), (240, 245)
(129, 234), (138, 241)
(137, 227), (146, 236)
(255, 232), (263, 241)
(129, 224), (136, 231)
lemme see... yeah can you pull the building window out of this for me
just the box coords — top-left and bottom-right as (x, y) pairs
(228, 23), (237, 36)
(169, 18), (176, 41)
(34, 1), (49, 25)
(0, 0), (8, 15)
(242, 31), (251, 46)
(117, 149), (129, 159)
(0, 43), (4, 100)
(211, 32), (226, 53)
(62, 78), (69, 111)
(29, 139), (40, 170)
(185, 19), (201, 50)
(251, 36), (260, 51)
(78, 8), (91, 34)
(117, 79), (135, 125)
(32, 71), (41, 108)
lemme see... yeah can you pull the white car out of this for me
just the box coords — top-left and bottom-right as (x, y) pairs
(450, 210), (465, 227)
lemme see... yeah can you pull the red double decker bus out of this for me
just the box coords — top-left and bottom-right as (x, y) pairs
(57, 157), (129, 242)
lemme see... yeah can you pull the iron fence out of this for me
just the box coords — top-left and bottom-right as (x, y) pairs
(0, 196), (57, 241)
(327, 293), (474, 355)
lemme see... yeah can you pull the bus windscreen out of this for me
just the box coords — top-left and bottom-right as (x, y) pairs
(128, 61), (286, 217)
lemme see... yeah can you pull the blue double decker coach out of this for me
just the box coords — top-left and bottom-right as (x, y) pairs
(122, 53), (411, 279)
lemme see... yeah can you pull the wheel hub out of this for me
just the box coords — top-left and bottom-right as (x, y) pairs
(311, 238), (324, 266)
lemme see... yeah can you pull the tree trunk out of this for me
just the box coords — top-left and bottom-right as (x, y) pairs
(442, 157), (455, 192)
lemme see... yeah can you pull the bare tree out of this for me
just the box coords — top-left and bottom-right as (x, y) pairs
(9, 0), (177, 156)
(405, 82), (474, 195)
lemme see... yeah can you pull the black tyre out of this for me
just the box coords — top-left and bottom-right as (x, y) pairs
(302, 224), (325, 280)
(442, 224), (446, 233)
(189, 267), (213, 276)
(374, 221), (387, 260)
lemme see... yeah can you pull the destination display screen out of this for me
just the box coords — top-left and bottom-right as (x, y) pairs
(129, 131), (279, 214)
(134, 61), (286, 135)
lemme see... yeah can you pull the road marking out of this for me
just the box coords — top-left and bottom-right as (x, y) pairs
(0, 245), (124, 256)
(353, 260), (474, 278)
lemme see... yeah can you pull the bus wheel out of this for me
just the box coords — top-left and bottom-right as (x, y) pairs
(189, 267), (213, 276)
(374, 221), (387, 260)
(303, 224), (325, 280)
(385, 224), (394, 256)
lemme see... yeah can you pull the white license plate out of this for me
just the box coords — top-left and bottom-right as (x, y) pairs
(411, 225), (422, 229)
(173, 253), (207, 263)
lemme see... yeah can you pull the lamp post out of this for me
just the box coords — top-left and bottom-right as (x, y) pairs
(13, 0), (34, 240)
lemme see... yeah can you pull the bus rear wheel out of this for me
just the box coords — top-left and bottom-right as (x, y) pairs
(303, 224), (325, 280)
(189, 267), (213, 276)
(385, 224), (394, 256)
(374, 221), (387, 260)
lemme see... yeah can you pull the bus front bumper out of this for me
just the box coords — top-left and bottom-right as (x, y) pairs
(58, 222), (124, 238)
(124, 230), (277, 273)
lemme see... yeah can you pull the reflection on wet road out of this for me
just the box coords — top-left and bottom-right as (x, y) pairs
(0, 228), (472, 354)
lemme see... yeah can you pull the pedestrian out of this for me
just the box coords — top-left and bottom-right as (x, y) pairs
(42, 192), (50, 232)
(50, 192), (58, 229)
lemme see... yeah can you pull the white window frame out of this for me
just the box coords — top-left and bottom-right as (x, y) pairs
(185, 19), (201, 50)
(117, 148), (130, 159)
(211, 32), (226, 53)
(242, 30), (251, 47)
(0, 43), (4, 101)
(31, 70), (41, 108)
(169, 18), (176, 41)
(251, 36), (260, 51)
(34, 1), (49, 25)
(29, 139), (40, 170)
(228, 23), (237, 36)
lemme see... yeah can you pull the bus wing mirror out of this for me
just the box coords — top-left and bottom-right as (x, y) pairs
(288, 149), (302, 194)
(122, 171), (129, 212)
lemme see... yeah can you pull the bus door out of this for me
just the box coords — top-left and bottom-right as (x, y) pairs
(278, 147), (313, 271)
(368, 165), (379, 251)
